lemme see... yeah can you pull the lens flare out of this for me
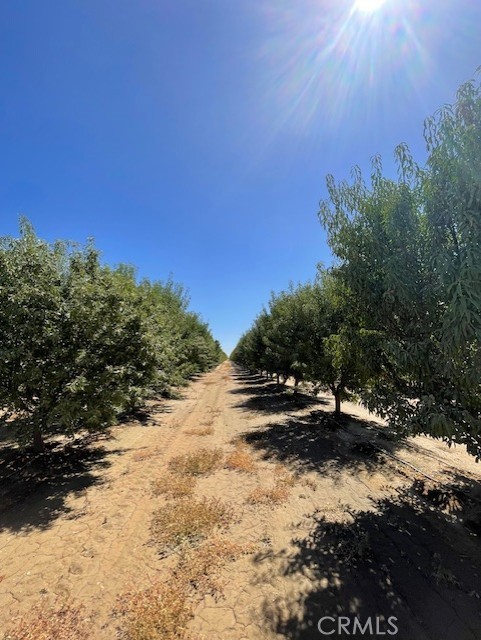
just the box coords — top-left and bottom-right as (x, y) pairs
(355, 0), (386, 13)
(253, 0), (444, 142)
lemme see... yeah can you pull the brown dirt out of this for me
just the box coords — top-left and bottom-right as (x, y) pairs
(1, 362), (481, 639)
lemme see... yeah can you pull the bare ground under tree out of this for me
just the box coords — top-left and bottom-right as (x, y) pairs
(1, 363), (480, 639)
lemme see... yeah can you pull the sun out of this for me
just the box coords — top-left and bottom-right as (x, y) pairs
(355, 0), (386, 13)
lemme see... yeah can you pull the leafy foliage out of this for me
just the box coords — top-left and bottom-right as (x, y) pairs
(319, 76), (481, 457)
(233, 72), (481, 457)
(0, 221), (225, 450)
(231, 278), (370, 415)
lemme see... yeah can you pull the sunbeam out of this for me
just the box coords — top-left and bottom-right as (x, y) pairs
(255, 0), (443, 140)
(355, 0), (387, 13)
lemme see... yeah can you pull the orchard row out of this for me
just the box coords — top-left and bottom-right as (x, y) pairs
(0, 221), (225, 451)
(232, 73), (481, 460)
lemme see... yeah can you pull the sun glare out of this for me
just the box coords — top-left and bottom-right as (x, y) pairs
(257, 0), (435, 139)
(355, 0), (386, 13)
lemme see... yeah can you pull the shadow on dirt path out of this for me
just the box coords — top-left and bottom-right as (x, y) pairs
(232, 368), (481, 640)
(0, 439), (124, 533)
(231, 372), (327, 415)
(258, 484), (481, 640)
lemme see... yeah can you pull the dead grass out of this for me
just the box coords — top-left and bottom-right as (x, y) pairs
(132, 448), (162, 462)
(151, 498), (232, 554)
(316, 520), (371, 565)
(229, 434), (252, 448)
(246, 484), (290, 505)
(116, 538), (252, 640)
(274, 466), (299, 488)
(203, 407), (221, 417)
(152, 474), (196, 499)
(300, 476), (318, 491)
(175, 538), (255, 596)
(225, 445), (257, 473)
(115, 582), (193, 640)
(4, 601), (90, 640)
(169, 448), (223, 476)
(195, 408), (221, 429)
(432, 553), (461, 587)
(185, 426), (214, 437)
(246, 464), (299, 504)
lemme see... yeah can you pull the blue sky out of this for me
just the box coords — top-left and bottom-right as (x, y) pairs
(1, 1), (480, 354)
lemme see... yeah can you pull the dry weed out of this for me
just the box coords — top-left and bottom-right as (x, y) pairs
(169, 448), (223, 476)
(116, 538), (251, 640)
(152, 474), (196, 499)
(225, 445), (256, 473)
(151, 497), (232, 553)
(4, 601), (90, 640)
(132, 448), (162, 462)
(185, 426), (214, 437)
(246, 484), (290, 505)
(432, 553), (461, 587)
(229, 434), (249, 448)
(175, 538), (254, 596)
(320, 521), (371, 565)
(274, 466), (299, 487)
(203, 407), (221, 417)
(300, 477), (318, 491)
(115, 582), (193, 640)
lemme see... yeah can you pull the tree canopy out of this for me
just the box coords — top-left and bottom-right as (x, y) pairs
(232, 72), (481, 458)
(0, 220), (225, 450)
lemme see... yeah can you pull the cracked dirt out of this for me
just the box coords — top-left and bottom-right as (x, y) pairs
(1, 361), (481, 639)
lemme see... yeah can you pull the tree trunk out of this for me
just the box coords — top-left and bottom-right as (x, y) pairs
(276, 373), (280, 385)
(334, 390), (341, 417)
(294, 377), (299, 395)
(32, 425), (45, 452)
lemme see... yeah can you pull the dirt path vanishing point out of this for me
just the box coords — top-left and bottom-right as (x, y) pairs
(1, 361), (481, 639)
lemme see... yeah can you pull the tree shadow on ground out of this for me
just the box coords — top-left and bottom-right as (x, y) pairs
(118, 404), (173, 426)
(230, 382), (281, 396)
(232, 370), (265, 381)
(232, 381), (327, 415)
(0, 437), (125, 533)
(257, 483), (481, 640)
(0, 425), (19, 446)
(117, 395), (176, 426)
(231, 376), (268, 394)
(234, 379), (481, 488)
(241, 412), (399, 480)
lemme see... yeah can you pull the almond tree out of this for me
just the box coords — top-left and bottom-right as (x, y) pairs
(0, 221), (225, 451)
(303, 276), (379, 417)
(0, 221), (156, 451)
(319, 74), (481, 457)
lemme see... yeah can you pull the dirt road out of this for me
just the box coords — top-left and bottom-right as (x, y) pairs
(1, 362), (480, 639)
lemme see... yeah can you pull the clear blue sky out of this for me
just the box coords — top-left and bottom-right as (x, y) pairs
(1, 1), (480, 354)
